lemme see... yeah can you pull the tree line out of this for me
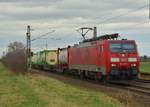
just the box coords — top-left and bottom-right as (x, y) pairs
(140, 55), (150, 62)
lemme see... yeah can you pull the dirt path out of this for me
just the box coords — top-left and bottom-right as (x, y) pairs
(31, 69), (150, 107)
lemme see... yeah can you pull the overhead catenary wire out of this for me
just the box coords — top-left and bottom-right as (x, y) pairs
(129, 20), (150, 27)
(102, 21), (150, 32)
(31, 30), (55, 42)
(30, 3), (150, 50)
(21, 4), (149, 30)
(97, 3), (149, 34)
(98, 4), (148, 24)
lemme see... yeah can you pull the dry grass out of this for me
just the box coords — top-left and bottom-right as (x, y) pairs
(0, 63), (124, 107)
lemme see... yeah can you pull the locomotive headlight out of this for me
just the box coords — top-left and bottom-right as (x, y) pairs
(111, 58), (119, 62)
(128, 58), (137, 62)
(111, 64), (116, 67)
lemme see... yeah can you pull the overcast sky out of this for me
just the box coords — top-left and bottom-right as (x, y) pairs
(0, 0), (149, 56)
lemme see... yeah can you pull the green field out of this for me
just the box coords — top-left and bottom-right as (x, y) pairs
(0, 63), (124, 107)
(140, 62), (150, 74)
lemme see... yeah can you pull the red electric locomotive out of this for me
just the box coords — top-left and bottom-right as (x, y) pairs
(67, 33), (140, 80)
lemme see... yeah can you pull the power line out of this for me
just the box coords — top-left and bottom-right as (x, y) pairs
(26, 3), (150, 54)
(31, 30), (55, 41)
(99, 4), (148, 24)
(102, 21), (150, 33)
(22, 4), (149, 32)
(127, 21), (150, 30)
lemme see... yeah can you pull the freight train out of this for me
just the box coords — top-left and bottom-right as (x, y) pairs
(31, 33), (140, 81)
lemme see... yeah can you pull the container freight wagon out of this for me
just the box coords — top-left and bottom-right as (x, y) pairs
(68, 34), (140, 80)
(31, 50), (58, 70)
(58, 48), (68, 72)
(45, 50), (58, 69)
(31, 51), (45, 69)
(31, 53), (38, 68)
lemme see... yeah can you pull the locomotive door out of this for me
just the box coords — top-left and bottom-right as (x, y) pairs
(99, 44), (106, 75)
(99, 45), (103, 66)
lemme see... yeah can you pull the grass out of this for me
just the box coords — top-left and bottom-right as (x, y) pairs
(140, 62), (150, 74)
(0, 63), (124, 107)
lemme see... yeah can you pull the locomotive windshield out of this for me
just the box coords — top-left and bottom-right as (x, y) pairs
(110, 42), (136, 53)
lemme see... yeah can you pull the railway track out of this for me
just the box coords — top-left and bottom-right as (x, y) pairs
(109, 79), (150, 96)
(135, 79), (150, 83)
(109, 73), (150, 95)
(140, 72), (150, 80)
(31, 69), (150, 96)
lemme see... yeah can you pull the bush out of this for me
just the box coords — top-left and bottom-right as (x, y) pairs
(1, 42), (26, 74)
(1, 49), (26, 74)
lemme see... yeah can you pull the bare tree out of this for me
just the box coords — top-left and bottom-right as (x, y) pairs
(1, 41), (26, 74)
(8, 42), (25, 52)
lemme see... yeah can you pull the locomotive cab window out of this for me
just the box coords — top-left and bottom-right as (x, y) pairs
(110, 42), (136, 53)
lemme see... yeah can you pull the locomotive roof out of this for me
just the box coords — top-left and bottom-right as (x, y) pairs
(82, 33), (119, 43)
(108, 40), (135, 42)
(73, 39), (135, 48)
(74, 33), (136, 48)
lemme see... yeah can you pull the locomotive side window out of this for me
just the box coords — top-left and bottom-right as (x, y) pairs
(110, 43), (136, 53)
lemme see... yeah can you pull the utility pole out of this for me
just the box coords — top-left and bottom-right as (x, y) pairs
(26, 25), (31, 72)
(26, 26), (55, 72)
